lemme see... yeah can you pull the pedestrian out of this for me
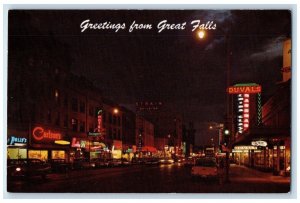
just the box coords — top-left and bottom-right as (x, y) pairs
(218, 158), (225, 185)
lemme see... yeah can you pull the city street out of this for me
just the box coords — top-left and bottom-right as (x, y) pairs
(7, 164), (290, 193)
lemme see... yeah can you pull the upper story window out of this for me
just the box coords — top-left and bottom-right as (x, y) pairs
(79, 101), (85, 113)
(71, 98), (78, 112)
(71, 118), (78, 132)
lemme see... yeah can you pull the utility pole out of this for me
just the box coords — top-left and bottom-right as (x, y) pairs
(225, 33), (232, 183)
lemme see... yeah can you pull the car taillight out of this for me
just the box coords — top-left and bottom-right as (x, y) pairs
(16, 167), (21, 172)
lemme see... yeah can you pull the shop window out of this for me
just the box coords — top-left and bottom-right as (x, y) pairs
(79, 101), (85, 113)
(72, 118), (78, 132)
(7, 148), (27, 159)
(28, 150), (48, 161)
(79, 121), (85, 132)
(51, 150), (65, 159)
(71, 98), (78, 112)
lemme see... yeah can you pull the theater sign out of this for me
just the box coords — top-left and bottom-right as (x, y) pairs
(228, 83), (262, 135)
(227, 84), (262, 94)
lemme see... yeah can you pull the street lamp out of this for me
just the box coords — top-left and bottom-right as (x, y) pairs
(113, 108), (119, 114)
(197, 30), (205, 39)
(196, 27), (232, 183)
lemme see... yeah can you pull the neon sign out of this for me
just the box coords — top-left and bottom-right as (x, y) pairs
(8, 136), (27, 145)
(251, 141), (267, 147)
(236, 93), (251, 134)
(228, 85), (261, 94)
(32, 127), (62, 141)
(97, 114), (102, 133)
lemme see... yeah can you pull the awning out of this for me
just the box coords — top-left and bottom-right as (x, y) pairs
(141, 146), (157, 153)
(233, 127), (290, 147)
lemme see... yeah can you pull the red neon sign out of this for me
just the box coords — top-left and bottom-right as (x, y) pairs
(97, 115), (102, 133)
(228, 86), (261, 94)
(32, 127), (62, 141)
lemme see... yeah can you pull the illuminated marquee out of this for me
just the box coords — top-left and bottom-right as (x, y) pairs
(32, 127), (62, 141)
(234, 146), (257, 150)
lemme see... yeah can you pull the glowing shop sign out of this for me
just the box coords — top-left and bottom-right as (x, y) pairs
(32, 127), (62, 141)
(8, 136), (27, 145)
(251, 141), (267, 147)
(237, 94), (250, 134)
(228, 85), (262, 94)
(97, 114), (102, 133)
(234, 146), (257, 150)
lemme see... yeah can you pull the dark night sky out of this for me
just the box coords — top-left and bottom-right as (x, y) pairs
(8, 10), (291, 145)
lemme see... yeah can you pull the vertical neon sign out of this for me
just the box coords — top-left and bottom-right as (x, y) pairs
(97, 110), (102, 133)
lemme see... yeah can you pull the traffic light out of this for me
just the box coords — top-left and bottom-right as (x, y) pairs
(223, 129), (230, 146)
(224, 129), (230, 136)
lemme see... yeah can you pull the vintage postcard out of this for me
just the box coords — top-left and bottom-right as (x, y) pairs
(6, 9), (291, 193)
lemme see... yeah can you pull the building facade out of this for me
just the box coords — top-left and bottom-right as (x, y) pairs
(232, 39), (291, 176)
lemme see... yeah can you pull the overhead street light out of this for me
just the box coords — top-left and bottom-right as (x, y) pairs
(197, 30), (205, 39)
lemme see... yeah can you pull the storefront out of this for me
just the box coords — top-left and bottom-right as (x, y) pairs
(233, 135), (291, 176)
(7, 131), (28, 160)
(29, 125), (70, 161)
(111, 140), (122, 159)
(71, 137), (91, 159)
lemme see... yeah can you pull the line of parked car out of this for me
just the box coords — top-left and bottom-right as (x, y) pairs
(7, 156), (189, 180)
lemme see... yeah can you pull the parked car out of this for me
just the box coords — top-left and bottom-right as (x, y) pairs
(145, 158), (160, 165)
(7, 159), (51, 180)
(108, 158), (122, 167)
(191, 157), (218, 179)
(173, 156), (185, 163)
(73, 158), (96, 170)
(121, 158), (131, 166)
(159, 158), (174, 164)
(184, 157), (195, 167)
(50, 159), (71, 173)
(131, 157), (145, 165)
(93, 158), (109, 168)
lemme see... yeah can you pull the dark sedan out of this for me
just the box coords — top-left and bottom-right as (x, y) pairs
(7, 159), (51, 180)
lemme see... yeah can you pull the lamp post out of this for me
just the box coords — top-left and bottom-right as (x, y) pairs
(209, 122), (224, 152)
(196, 27), (232, 183)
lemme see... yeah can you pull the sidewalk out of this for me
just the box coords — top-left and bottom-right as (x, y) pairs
(229, 164), (291, 184)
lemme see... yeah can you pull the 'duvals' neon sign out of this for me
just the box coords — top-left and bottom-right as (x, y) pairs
(32, 127), (62, 141)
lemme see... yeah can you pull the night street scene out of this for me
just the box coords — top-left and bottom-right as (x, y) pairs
(6, 10), (291, 193)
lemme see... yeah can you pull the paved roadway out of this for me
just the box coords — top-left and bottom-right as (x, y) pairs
(7, 163), (290, 193)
